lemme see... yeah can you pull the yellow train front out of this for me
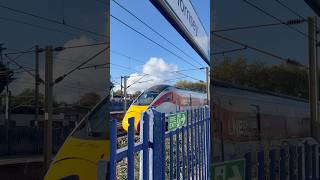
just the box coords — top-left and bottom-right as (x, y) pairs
(122, 84), (207, 132)
(45, 97), (110, 180)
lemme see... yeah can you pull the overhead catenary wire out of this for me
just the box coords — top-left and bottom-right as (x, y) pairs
(213, 19), (306, 32)
(126, 74), (149, 88)
(60, 42), (107, 50)
(111, 50), (146, 64)
(213, 33), (307, 68)
(131, 76), (188, 85)
(242, 0), (310, 39)
(110, 14), (199, 68)
(213, 47), (248, 55)
(54, 46), (109, 84)
(0, 16), (86, 38)
(0, 4), (106, 38)
(111, 0), (203, 66)
(274, 0), (306, 20)
(5, 54), (44, 82)
(4, 41), (107, 57)
(274, 0), (320, 31)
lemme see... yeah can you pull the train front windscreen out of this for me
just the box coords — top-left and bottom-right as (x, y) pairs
(122, 84), (170, 132)
(133, 91), (159, 106)
(45, 97), (110, 180)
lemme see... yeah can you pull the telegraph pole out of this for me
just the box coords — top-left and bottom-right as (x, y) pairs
(209, 0), (216, 165)
(0, 44), (10, 154)
(206, 67), (210, 104)
(35, 46), (41, 126)
(308, 16), (319, 140)
(44, 46), (53, 172)
(120, 76), (123, 96)
(123, 76), (128, 112)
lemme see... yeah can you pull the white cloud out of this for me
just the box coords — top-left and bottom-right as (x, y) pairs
(10, 36), (108, 103)
(125, 57), (178, 94)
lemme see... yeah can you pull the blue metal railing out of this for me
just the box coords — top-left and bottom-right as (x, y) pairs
(108, 107), (320, 180)
(109, 107), (211, 180)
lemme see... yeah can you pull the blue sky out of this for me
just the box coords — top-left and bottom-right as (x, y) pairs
(110, 0), (210, 92)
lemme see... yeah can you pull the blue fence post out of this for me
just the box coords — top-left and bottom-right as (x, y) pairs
(318, 145), (320, 180)
(182, 126), (186, 180)
(170, 131), (174, 180)
(176, 128), (180, 180)
(297, 146), (303, 180)
(128, 117), (135, 180)
(257, 151), (265, 180)
(142, 113), (150, 180)
(199, 108), (204, 180)
(109, 119), (117, 180)
(311, 144), (316, 180)
(197, 108), (202, 180)
(153, 111), (165, 180)
(245, 152), (251, 180)
(206, 107), (211, 179)
(279, 148), (286, 180)
(186, 110), (190, 180)
(191, 109), (194, 180)
(269, 149), (276, 180)
(289, 146), (296, 180)
(304, 143), (311, 180)
(305, 143), (310, 180)
(195, 109), (199, 180)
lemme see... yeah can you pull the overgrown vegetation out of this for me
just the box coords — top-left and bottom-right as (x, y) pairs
(175, 58), (311, 99)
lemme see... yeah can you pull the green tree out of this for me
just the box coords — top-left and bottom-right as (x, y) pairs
(213, 57), (309, 99)
(175, 80), (207, 93)
(113, 90), (123, 97)
(79, 92), (101, 108)
(131, 91), (141, 99)
(11, 88), (44, 108)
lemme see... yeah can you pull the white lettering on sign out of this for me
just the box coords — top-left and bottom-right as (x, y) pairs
(177, 0), (199, 35)
(162, 0), (209, 58)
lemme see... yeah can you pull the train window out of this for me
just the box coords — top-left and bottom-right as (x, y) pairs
(71, 97), (108, 140)
(133, 91), (159, 106)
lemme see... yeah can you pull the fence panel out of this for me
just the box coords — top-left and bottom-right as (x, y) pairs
(109, 107), (210, 180)
(108, 107), (320, 180)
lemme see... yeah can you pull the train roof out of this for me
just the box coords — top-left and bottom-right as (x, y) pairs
(147, 81), (308, 103)
(213, 80), (309, 103)
(145, 84), (171, 93)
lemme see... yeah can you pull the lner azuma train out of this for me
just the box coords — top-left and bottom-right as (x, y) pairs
(45, 97), (110, 180)
(45, 81), (316, 179)
(122, 84), (208, 132)
(122, 82), (316, 160)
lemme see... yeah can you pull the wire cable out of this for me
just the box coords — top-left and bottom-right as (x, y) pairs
(242, 0), (310, 39)
(213, 33), (307, 68)
(213, 47), (248, 55)
(54, 46), (109, 84)
(111, 0), (203, 66)
(274, 0), (320, 31)
(5, 54), (44, 82)
(0, 16), (84, 38)
(111, 50), (146, 64)
(213, 19), (305, 32)
(110, 14), (199, 68)
(0, 3), (106, 38)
